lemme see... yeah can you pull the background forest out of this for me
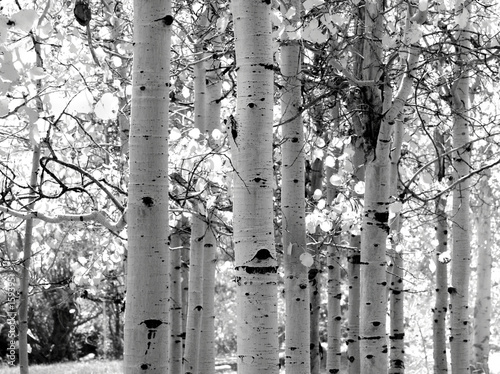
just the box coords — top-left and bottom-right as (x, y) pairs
(0, 0), (499, 373)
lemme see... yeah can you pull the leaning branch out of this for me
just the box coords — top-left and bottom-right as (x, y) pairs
(0, 206), (126, 233)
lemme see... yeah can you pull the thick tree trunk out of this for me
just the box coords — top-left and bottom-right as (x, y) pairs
(280, 2), (310, 372)
(124, 0), (171, 372)
(449, 2), (472, 373)
(232, 1), (278, 373)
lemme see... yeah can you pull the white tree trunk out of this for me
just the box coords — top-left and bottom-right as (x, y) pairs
(433, 130), (449, 374)
(199, 220), (216, 374)
(169, 231), (184, 373)
(124, 0), (171, 372)
(472, 171), (492, 374)
(449, 2), (472, 373)
(232, 1), (278, 373)
(280, 2), (310, 371)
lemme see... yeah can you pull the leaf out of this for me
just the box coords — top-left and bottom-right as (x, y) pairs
(10, 10), (38, 33)
(68, 90), (93, 114)
(0, 98), (9, 117)
(389, 201), (403, 214)
(211, 128), (223, 140)
(287, 242), (293, 255)
(95, 92), (119, 120)
(300, 252), (314, 267)
(353, 181), (365, 195)
(324, 155), (336, 168)
(188, 128), (201, 139)
(313, 189), (322, 200)
(303, 0), (325, 13)
(320, 220), (332, 232)
(329, 174), (342, 186)
(170, 127), (182, 141)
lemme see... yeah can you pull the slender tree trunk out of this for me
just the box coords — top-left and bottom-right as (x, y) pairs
(326, 159), (342, 374)
(280, 2), (310, 372)
(472, 170), (492, 374)
(183, 21), (208, 373)
(309, 157), (324, 374)
(169, 231), (184, 373)
(19, 145), (41, 374)
(124, 0), (171, 371)
(199, 219), (216, 374)
(347, 142), (363, 374)
(449, 2), (472, 373)
(388, 115), (405, 374)
(433, 130), (449, 374)
(232, 1), (278, 373)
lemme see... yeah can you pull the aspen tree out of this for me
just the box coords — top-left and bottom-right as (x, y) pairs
(169, 231), (184, 373)
(232, 1), (279, 372)
(449, 1), (472, 373)
(325, 142), (342, 374)
(280, 0), (310, 372)
(433, 130), (449, 374)
(472, 168), (492, 374)
(357, 1), (427, 372)
(388, 117), (404, 374)
(183, 24), (208, 373)
(124, 0), (171, 372)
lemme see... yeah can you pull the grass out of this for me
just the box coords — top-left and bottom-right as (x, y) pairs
(0, 360), (123, 374)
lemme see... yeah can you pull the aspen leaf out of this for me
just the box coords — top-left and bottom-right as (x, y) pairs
(188, 128), (201, 139)
(285, 7), (296, 19)
(10, 10), (38, 33)
(329, 174), (342, 186)
(303, 0), (324, 13)
(182, 85), (190, 99)
(0, 17), (7, 43)
(28, 67), (47, 80)
(419, 0), (428, 11)
(287, 242), (293, 255)
(0, 98), (9, 117)
(313, 189), (322, 200)
(211, 128), (223, 140)
(300, 252), (314, 267)
(353, 181), (365, 195)
(68, 89), (93, 114)
(428, 259), (436, 274)
(324, 155), (336, 168)
(170, 127), (182, 141)
(421, 171), (433, 185)
(456, 8), (469, 28)
(317, 199), (326, 210)
(95, 92), (119, 120)
(389, 201), (403, 214)
(320, 220), (332, 232)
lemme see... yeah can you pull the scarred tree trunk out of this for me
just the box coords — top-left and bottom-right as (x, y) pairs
(232, 1), (278, 373)
(124, 0), (171, 372)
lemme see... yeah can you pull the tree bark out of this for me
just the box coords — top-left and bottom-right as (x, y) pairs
(449, 2), (472, 373)
(472, 170), (492, 374)
(124, 0), (171, 371)
(232, 1), (278, 373)
(280, 2), (310, 372)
